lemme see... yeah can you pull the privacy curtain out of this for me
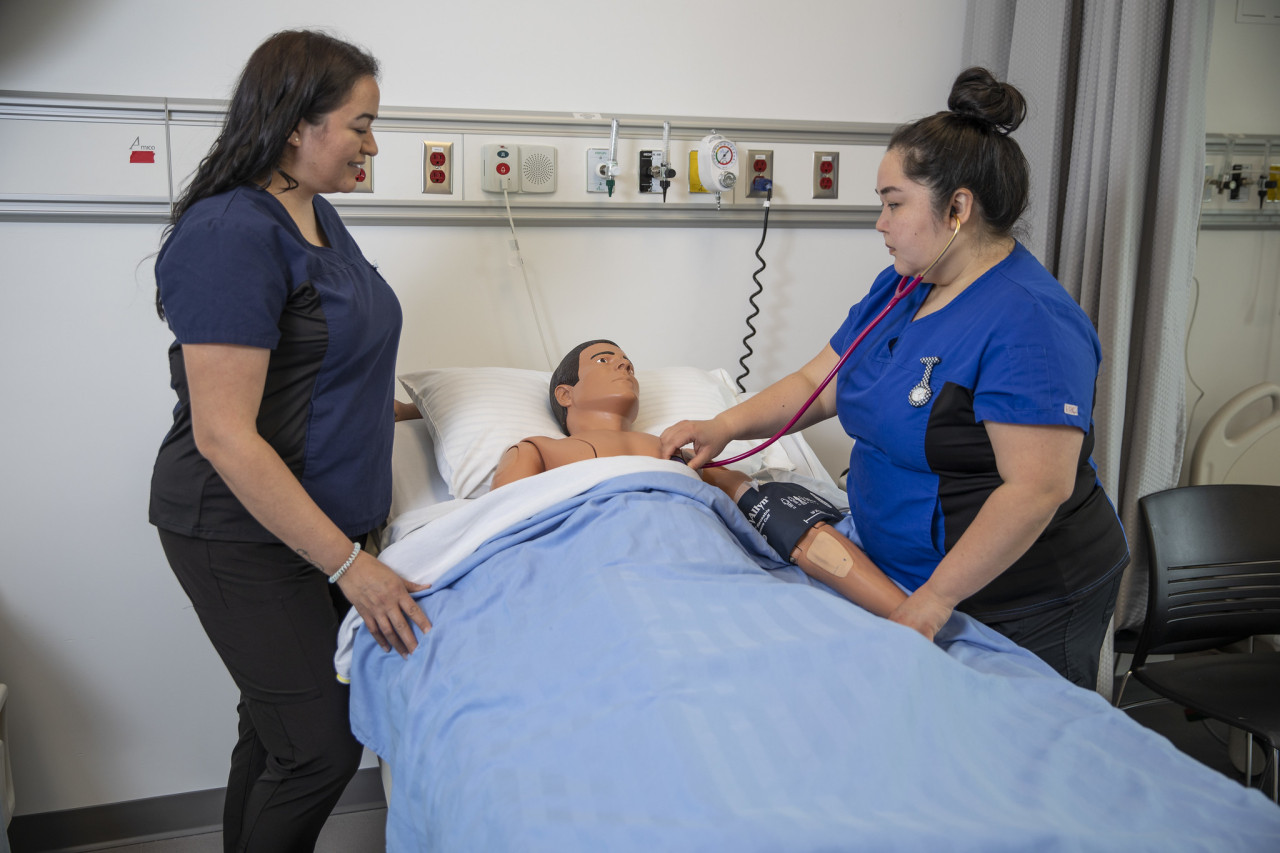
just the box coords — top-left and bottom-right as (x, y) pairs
(961, 1), (1214, 697)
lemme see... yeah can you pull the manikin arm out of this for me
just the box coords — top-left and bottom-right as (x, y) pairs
(791, 525), (908, 619)
(491, 440), (548, 490)
(698, 464), (908, 621)
(394, 399), (422, 422)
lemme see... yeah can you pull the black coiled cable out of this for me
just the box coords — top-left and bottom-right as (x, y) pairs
(736, 182), (772, 393)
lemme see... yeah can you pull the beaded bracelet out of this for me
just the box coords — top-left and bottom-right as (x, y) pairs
(329, 542), (361, 584)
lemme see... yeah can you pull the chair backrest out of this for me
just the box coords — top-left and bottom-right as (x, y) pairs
(1133, 484), (1280, 666)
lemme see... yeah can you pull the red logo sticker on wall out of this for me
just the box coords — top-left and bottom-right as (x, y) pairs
(129, 136), (156, 164)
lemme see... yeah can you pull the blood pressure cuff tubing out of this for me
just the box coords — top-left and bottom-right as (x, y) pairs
(736, 481), (845, 560)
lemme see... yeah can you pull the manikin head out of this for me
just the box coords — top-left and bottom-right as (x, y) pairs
(549, 340), (639, 435)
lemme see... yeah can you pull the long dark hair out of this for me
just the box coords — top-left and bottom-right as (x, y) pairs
(155, 30), (378, 319)
(888, 66), (1029, 236)
(549, 340), (618, 435)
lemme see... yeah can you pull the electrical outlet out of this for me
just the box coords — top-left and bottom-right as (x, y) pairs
(813, 151), (839, 199)
(422, 141), (453, 194)
(352, 156), (373, 193)
(587, 148), (611, 193)
(746, 149), (773, 198)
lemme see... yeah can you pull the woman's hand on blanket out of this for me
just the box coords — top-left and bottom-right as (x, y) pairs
(659, 418), (730, 470)
(886, 585), (952, 642)
(336, 552), (432, 656)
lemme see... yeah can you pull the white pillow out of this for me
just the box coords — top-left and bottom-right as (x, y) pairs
(399, 365), (793, 499)
(388, 419), (451, 523)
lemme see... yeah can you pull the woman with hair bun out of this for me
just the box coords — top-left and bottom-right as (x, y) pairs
(662, 67), (1127, 689)
(149, 30), (431, 850)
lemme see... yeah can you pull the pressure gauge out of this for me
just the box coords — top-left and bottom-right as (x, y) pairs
(696, 133), (741, 195)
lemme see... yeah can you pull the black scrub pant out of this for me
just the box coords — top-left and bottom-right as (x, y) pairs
(159, 530), (364, 853)
(982, 568), (1125, 689)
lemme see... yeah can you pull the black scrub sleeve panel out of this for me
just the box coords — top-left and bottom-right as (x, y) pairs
(150, 281), (328, 542)
(925, 382), (1129, 620)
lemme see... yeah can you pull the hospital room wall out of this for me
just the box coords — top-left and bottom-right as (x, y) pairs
(1186, 0), (1280, 484)
(0, 0), (1272, 822)
(0, 0), (965, 816)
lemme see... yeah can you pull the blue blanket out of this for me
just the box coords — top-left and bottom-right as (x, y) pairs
(349, 472), (1280, 852)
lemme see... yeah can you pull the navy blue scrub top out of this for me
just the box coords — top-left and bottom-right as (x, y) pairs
(831, 243), (1128, 619)
(150, 186), (402, 541)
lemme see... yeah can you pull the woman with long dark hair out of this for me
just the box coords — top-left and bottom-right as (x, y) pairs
(149, 30), (429, 850)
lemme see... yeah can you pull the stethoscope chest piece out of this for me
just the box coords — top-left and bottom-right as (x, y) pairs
(908, 357), (941, 407)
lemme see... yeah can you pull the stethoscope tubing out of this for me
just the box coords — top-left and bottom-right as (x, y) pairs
(703, 218), (961, 469)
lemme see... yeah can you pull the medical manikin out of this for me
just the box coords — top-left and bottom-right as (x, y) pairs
(492, 340), (907, 619)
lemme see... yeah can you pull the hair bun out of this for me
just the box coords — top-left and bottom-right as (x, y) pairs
(947, 66), (1026, 135)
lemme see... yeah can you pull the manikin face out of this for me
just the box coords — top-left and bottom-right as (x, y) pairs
(282, 75), (381, 195)
(558, 345), (640, 424)
(874, 148), (957, 278)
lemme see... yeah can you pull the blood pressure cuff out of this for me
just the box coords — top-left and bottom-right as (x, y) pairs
(736, 481), (845, 560)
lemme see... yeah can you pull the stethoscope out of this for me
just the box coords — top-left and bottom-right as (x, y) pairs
(703, 216), (962, 469)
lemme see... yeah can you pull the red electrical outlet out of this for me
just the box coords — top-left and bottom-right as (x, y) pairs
(352, 156), (374, 193)
(813, 151), (839, 199)
(422, 141), (454, 195)
(746, 149), (774, 198)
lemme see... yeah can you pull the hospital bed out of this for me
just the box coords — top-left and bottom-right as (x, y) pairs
(1189, 382), (1280, 488)
(336, 366), (1280, 851)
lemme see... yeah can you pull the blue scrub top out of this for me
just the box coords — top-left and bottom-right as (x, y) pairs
(831, 243), (1127, 619)
(150, 186), (402, 541)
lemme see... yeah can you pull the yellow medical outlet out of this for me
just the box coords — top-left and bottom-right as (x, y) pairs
(688, 149), (708, 193)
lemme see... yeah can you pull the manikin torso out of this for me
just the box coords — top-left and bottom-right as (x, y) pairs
(519, 430), (679, 469)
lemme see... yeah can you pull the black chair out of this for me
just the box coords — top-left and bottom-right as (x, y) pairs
(1113, 626), (1249, 709)
(1129, 484), (1280, 801)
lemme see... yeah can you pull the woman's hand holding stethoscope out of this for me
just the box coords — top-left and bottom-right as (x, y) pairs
(659, 416), (733, 471)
